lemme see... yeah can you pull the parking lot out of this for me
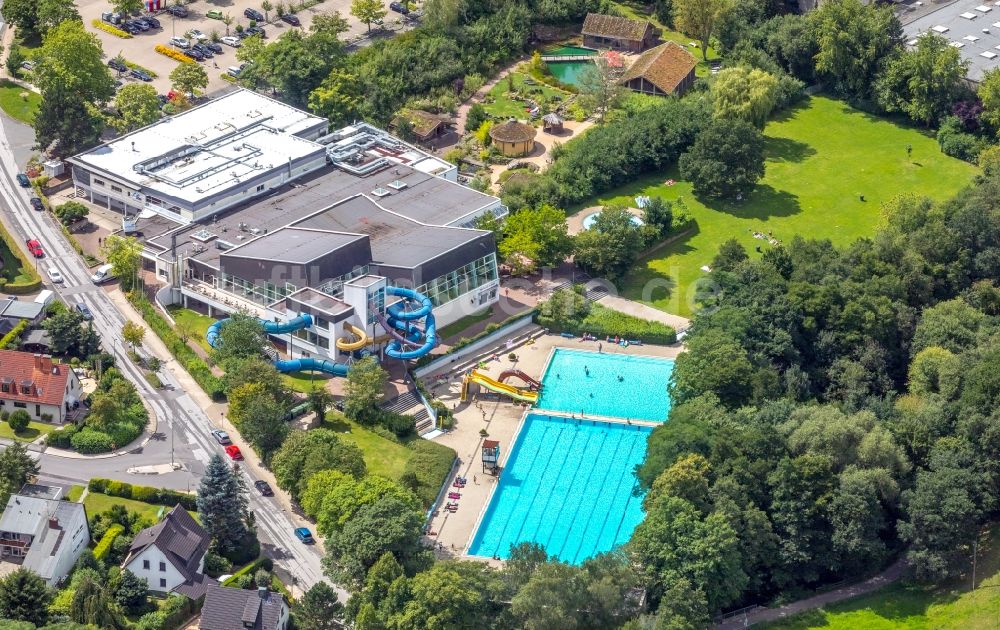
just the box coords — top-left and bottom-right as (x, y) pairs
(76, 0), (410, 95)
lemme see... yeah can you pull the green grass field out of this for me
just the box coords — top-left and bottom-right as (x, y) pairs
(282, 370), (334, 394)
(83, 491), (199, 523)
(596, 96), (978, 317)
(167, 306), (216, 354)
(0, 80), (40, 124)
(438, 307), (494, 339)
(0, 420), (55, 442)
(764, 527), (1000, 629)
(323, 414), (412, 480)
(483, 72), (570, 120)
(66, 485), (85, 502)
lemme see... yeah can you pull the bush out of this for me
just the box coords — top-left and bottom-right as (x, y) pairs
(381, 411), (415, 438)
(93, 524), (125, 561)
(536, 292), (677, 345)
(70, 428), (115, 453)
(47, 423), (79, 448)
(0, 320), (28, 349)
(91, 19), (132, 38)
(7, 410), (30, 433)
(937, 116), (988, 163)
(403, 439), (457, 506)
(222, 557), (268, 587)
(155, 45), (195, 64)
(134, 595), (193, 630)
(87, 478), (199, 511)
(203, 552), (232, 577)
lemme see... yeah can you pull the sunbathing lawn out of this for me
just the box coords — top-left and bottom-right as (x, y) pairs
(283, 370), (334, 394)
(0, 421), (55, 442)
(167, 306), (217, 354)
(83, 491), (198, 523)
(483, 72), (571, 120)
(592, 96), (978, 317)
(438, 307), (494, 339)
(323, 414), (411, 480)
(0, 80), (40, 124)
(764, 526), (1000, 629)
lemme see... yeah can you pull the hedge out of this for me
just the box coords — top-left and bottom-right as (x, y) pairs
(0, 320), (28, 350)
(155, 44), (194, 64)
(131, 295), (225, 400)
(124, 60), (158, 78)
(403, 439), (457, 507)
(221, 557), (273, 587)
(46, 423), (78, 448)
(0, 219), (41, 295)
(93, 523), (124, 561)
(88, 478), (198, 511)
(134, 594), (197, 630)
(70, 428), (114, 454)
(537, 302), (677, 345)
(91, 19), (132, 39)
(414, 308), (538, 367)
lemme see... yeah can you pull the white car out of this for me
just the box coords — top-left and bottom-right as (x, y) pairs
(186, 29), (208, 41)
(169, 36), (190, 49)
(221, 35), (241, 47)
(47, 266), (63, 284)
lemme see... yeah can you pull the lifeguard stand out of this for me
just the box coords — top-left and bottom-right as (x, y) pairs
(482, 439), (500, 475)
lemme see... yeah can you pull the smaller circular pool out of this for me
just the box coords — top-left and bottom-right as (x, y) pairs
(582, 212), (644, 231)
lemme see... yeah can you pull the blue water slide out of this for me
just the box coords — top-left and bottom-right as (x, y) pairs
(384, 287), (437, 360)
(206, 314), (351, 377)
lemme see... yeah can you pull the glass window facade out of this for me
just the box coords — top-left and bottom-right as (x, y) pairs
(415, 253), (498, 307)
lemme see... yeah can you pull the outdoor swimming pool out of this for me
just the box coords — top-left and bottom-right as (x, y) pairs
(536, 349), (674, 422)
(547, 60), (594, 87)
(468, 413), (652, 563)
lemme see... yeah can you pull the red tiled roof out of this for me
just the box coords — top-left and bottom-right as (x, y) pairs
(0, 350), (71, 407)
(620, 42), (698, 94)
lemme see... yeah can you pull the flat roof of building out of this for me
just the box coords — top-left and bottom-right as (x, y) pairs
(69, 90), (327, 205)
(903, 1), (1000, 82)
(224, 227), (367, 265)
(285, 287), (354, 316)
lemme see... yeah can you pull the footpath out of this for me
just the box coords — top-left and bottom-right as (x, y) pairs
(716, 557), (909, 629)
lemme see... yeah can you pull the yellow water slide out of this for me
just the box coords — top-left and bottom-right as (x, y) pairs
(463, 370), (538, 404)
(336, 324), (370, 351)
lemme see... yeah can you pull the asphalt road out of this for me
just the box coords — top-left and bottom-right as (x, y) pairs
(0, 121), (329, 594)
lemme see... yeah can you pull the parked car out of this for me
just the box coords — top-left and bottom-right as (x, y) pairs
(90, 263), (115, 285)
(389, 1), (410, 14)
(129, 19), (150, 31)
(225, 445), (244, 460)
(221, 35), (241, 47)
(47, 266), (63, 284)
(19, 61), (34, 72)
(16, 173), (29, 187)
(280, 13), (301, 26)
(211, 429), (231, 444)
(201, 40), (223, 53)
(169, 36), (191, 49)
(294, 528), (315, 544)
(193, 43), (214, 58)
(136, 17), (154, 30)
(186, 48), (205, 62)
(186, 29), (208, 41)
(254, 480), (273, 496)
(246, 25), (266, 38)
(165, 5), (188, 17)
(29, 197), (43, 211)
(130, 68), (153, 81)
(206, 9), (224, 19)
(144, 16), (161, 28)
(122, 22), (141, 35)
(244, 8), (264, 21)
(74, 303), (93, 321)
(107, 58), (127, 73)
(226, 63), (248, 78)
(25, 239), (43, 258)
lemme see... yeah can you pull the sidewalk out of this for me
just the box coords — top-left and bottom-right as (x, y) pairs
(717, 557), (910, 629)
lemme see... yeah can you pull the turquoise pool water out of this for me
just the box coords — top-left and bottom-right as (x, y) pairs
(536, 349), (674, 422)
(468, 413), (652, 563)
(547, 60), (593, 87)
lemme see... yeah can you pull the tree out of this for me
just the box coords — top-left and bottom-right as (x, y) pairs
(875, 34), (969, 126)
(322, 495), (430, 586)
(109, 569), (147, 614)
(197, 454), (250, 555)
(343, 357), (387, 425)
(351, 0), (387, 32)
(43, 308), (85, 355)
(35, 21), (115, 104)
(810, 0), (903, 98)
(0, 568), (52, 626)
(221, 357), (289, 401)
(222, 14), (234, 36)
(308, 386), (335, 420)
(577, 51), (627, 122)
(111, 0), (144, 14)
(307, 69), (363, 127)
(499, 204), (573, 274)
(5, 46), (23, 79)
(271, 429), (367, 500)
(169, 62), (209, 96)
(122, 321), (145, 353)
(711, 238), (748, 272)
(679, 119), (764, 199)
(979, 69), (1000, 132)
(6, 410), (30, 434)
(391, 561), (500, 629)
(261, 0), (274, 21)
(911, 298), (986, 355)
(573, 205), (645, 280)
(0, 443), (39, 508)
(100, 235), (142, 292)
(1, 0), (39, 36)
(645, 454), (712, 514)
(301, 471), (421, 538)
(36, 0), (81, 35)
(643, 197), (674, 235)
(228, 383), (287, 461)
(34, 87), (106, 158)
(670, 329), (754, 407)
(652, 578), (710, 630)
(711, 66), (779, 128)
(674, 0), (731, 60)
(111, 83), (160, 133)
(294, 582), (344, 630)
(53, 201), (89, 226)
(69, 575), (120, 628)
(212, 311), (266, 363)
(465, 103), (488, 133)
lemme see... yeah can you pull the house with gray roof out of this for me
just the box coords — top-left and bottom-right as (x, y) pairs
(200, 585), (289, 630)
(0, 485), (89, 586)
(122, 505), (214, 599)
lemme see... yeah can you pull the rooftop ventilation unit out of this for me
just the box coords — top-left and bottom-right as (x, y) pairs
(216, 240), (235, 251)
(372, 187), (391, 197)
(249, 227), (262, 235)
(388, 179), (407, 190)
(191, 229), (217, 243)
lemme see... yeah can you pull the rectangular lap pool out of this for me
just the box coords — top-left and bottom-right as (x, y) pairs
(536, 348), (674, 422)
(468, 413), (652, 563)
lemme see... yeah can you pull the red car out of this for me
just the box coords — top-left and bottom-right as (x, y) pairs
(25, 239), (43, 258)
(225, 444), (243, 460)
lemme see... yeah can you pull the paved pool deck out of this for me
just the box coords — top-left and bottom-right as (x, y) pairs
(421, 334), (682, 562)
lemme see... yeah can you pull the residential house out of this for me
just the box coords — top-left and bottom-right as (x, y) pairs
(122, 505), (214, 599)
(0, 299), (45, 336)
(0, 485), (90, 586)
(200, 585), (290, 630)
(620, 42), (698, 97)
(582, 13), (657, 52)
(0, 350), (82, 424)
